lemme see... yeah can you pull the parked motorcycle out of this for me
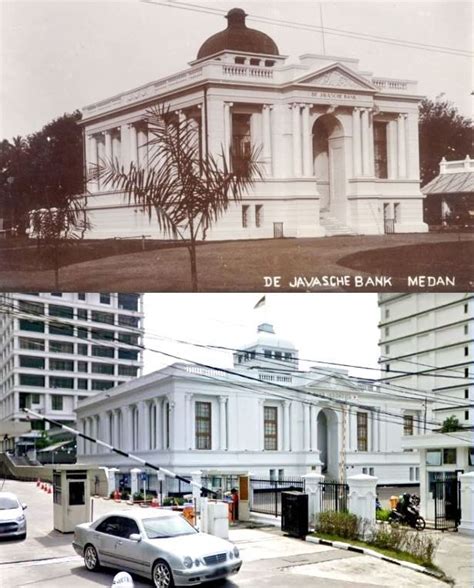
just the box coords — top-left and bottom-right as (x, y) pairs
(388, 493), (425, 531)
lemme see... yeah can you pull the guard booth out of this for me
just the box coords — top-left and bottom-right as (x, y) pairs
(53, 466), (92, 533)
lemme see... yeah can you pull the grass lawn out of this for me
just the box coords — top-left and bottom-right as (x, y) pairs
(312, 532), (444, 574)
(0, 232), (472, 291)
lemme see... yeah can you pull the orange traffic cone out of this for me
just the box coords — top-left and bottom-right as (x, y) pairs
(36, 478), (41, 487)
(47, 484), (52, 494)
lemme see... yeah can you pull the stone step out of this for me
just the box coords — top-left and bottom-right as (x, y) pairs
(320, 214), (357, 236)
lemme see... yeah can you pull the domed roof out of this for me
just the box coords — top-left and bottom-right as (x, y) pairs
(197, 8), (279, 60)
(245, 323), (296, 351)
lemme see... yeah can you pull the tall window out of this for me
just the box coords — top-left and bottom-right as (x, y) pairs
(374, 121), (388, 179)
(357, 412), (368, 451)
(195, 401), (212, 450)
(264, 406), (278, 450)
(242, 205), (249, 228)
(403, 414), (414, 436)
(255, 205), (263, 228)
(51, 395), (63, 411)
(232, 113), (251, 175)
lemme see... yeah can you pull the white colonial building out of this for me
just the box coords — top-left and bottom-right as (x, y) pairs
(76, 322), (424, 486)
(79, 8), (427, 239)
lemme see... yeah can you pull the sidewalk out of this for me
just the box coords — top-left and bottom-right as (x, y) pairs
(434, 532), (474, 587)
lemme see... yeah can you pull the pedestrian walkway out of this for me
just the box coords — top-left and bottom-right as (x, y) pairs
(434, 532), (474, 587)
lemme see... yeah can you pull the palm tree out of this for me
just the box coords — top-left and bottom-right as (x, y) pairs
(93, 104), (262, 291)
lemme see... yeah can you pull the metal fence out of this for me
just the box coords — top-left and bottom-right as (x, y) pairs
(320, 480), (349, 513)
(251, 477), (305, 517)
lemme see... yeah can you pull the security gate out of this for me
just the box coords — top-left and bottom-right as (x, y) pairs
(251, 477), (305, 517)
(320, 481), (349, 512)
(433, 477), (461, 531)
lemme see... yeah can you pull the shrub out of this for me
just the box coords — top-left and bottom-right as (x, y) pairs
(314, 511), (359, 540)
(163, 496), (185, 507)
(376, 508), (391, 522)
(371, 525), (439, 566)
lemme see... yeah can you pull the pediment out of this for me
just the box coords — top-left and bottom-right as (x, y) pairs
(294, 64), (376, 92)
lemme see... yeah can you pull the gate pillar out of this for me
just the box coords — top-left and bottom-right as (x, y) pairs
(458, 472), (474, 536)
(347, 473), (378, 531)
(302, 472), (324, 527)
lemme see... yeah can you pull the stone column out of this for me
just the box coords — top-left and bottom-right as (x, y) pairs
(368, 111), (375, 176)
(302, 104), (313, 177)
(347, 474), (378, 532)
(219, 396), (227, 450)
(223, 102), (233, 162)
(112, 409), (123, 449)
(138, 401), (148, 450)
(361, 109), (370, 176)
(185, 394), (193, 450)
(387, 120), (397, 179)
(397, 114), (407, 178)
(310, 405), (318, 451)
(120, 124), (130, 168)
(352, 108), (362, 177)
(262, 104), (272, 175)
(458, 472), (474, 536)
(292, 103), (302, 177)
(302, 472), (325, 526)
(112, 129), (121, 164)
(283, 401), (290, 451)
(130, 468), (141, 498)
(303, 404), (311, 451)
(87, 135), (98, 192)
(137, 125), (148, 167)
(154, 398), (162, 450)
(104, 130), (112, 162)
(124, 406), (133, 451)
(129, 123), (138, 166)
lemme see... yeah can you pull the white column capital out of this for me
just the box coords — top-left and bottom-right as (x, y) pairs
(219, 396), (228, 404)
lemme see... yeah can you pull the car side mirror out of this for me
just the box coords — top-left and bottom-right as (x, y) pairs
(129, 533), (142, 542)
(22, 504), (27, 510)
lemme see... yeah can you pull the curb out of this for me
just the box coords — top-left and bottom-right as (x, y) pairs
(306, 535), (445, 582)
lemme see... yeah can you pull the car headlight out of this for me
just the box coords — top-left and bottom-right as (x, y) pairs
(194, 558), (201, 567)
(16, 514), (25, 523)
(183, 556), (193, 569)
(228, 550), (234, 559)
(233, 546), (239, 558)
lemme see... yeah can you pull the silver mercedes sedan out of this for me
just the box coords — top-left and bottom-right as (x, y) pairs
(73, 508), (242, 587)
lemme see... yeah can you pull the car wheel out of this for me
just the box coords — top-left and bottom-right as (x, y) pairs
(152, 559), (174, 588)
(84, 544), (100, 572)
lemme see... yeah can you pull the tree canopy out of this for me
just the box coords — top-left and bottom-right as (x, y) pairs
(419, 96), (473, 187)
(0, 111), (83, 232)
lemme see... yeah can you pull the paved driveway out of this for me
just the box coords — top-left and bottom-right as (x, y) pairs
(0, 480), (446, 587)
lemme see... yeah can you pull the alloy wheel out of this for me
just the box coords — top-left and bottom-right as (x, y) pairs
(84, 545), (99, 571)
(153, 561), (173, 588)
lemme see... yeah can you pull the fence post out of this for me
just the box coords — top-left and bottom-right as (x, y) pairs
(302, 472), (324, 528)
(458, 472), (474, 536)
(347, 474), (378, 532)
(191, 470), (202, 513)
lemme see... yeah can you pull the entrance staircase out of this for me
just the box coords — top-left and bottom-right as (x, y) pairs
(320, 211), (357, 236)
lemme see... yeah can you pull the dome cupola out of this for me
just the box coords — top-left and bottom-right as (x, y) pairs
(197, 8), (280, 60)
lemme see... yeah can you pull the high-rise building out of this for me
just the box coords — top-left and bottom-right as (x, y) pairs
(0, 293), (144, 453)
(378, 293), (472, 427)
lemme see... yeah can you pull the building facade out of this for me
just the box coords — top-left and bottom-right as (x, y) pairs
(76, 322), (424, 487)
(0, 292), (144, 453)
(79, 8), (427, 239)
(378, 293), (473, 520)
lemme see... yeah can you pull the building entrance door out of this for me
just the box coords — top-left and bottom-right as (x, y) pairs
(273, 222), (284, 238)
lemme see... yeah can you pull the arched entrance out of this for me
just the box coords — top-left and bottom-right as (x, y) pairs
(312, 114), (346, 223)
(317, 408), (339, 480)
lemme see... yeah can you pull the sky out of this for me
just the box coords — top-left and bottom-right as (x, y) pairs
(142, 292), (381, 379)
(0, 0), (472, 140)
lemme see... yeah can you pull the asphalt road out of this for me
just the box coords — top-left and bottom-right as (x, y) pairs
(0, 480), (444, 588)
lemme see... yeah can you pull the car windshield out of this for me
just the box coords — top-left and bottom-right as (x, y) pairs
(143, 515), (198, 539)
(0, 497), (19, 510)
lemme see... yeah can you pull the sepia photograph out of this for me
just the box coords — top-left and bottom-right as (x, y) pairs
(0, 0), (472, 292)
